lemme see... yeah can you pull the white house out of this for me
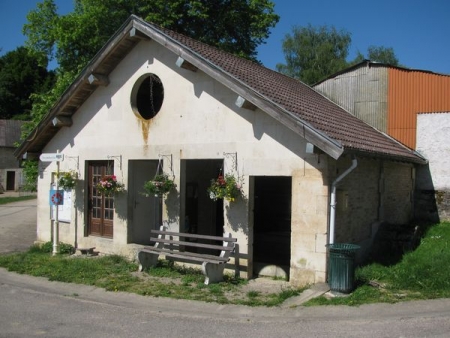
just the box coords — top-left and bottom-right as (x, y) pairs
(15, 16), (426, 287)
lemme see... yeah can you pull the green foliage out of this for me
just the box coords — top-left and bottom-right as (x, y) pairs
(277, 24), (351, 85)
(0, 47), (55, 120)
(22, 160), (39, 192)
(142, 0), (279, 61)
(34, 241), (74, 254)
(0, 195), (36, 205)
(143, 174), (176, 196)
(20, 70), (75, 141)
(57, 171), (78, 191)
(352, 45), (400, 66)
(0, 253), (297, 306)
(277, 24), (402, 85)
(388, 223), (450, 292)
(24, 0), (279, 74)
(305, 222), (450, 306)
(207, 174), (243, 202)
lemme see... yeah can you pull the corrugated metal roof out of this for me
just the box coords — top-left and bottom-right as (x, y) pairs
(315, 59), (450, 86)
(15, 16), (426, 164)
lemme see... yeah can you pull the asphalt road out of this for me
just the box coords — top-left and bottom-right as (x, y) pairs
(1, 268), (450, 338)
(0, 197), (37, 253)
(1, 199), (450, 337)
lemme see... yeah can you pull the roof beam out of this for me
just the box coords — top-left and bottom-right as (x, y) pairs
(52, 116), (73, 128)
(87, 73), (110, 86)
(176, 57), (198, 72)
(129, 27), (149, 40)
(235, 96), (257, 111)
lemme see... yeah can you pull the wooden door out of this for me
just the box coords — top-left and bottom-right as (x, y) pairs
(88, 161), (114, 238)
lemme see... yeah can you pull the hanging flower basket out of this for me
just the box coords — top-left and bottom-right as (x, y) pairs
(207, 174), (242, 202)
(96, 175), (125, 196)
(143, 174), (176, 197)
(58, 171), (78, 191)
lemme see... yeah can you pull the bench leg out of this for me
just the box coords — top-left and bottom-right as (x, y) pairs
(137, 251), (159, 272)
(202, 262), (225, 285)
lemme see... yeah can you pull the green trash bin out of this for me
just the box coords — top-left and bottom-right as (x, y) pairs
(326, 243), (360, 293)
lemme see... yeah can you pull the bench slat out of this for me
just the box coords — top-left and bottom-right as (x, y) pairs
(141, 247), (228, 263)
(149, 237), (234, 251)
(151, 230), (237, 242)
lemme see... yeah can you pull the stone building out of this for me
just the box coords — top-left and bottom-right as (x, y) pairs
(0, 120), (24, 192)
(15, 16), (425, 286)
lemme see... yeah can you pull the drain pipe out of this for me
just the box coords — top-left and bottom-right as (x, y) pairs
(329, 156), (358, 244)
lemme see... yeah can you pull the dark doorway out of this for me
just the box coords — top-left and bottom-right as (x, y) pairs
(6, 171), (15, 190)
(182, 159), (223, 237)
(253, 176), (292, 278)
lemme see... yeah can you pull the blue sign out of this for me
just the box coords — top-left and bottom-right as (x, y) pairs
(49, 190), (64, 206)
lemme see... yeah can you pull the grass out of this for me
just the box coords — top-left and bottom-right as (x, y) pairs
(1, 221), (449, 307)
(0, 244), (301, 306)
(305, 222), (450, 306)
(0, 195), (36, 204)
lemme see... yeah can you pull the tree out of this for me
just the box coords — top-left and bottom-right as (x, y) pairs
(0, 47), (55, 120)
(352, 45), (399, 66)
(24, 0), (279, 74)
(276, 24), (351, 85)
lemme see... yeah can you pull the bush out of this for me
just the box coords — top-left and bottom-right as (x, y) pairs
(33, 241), (74, 254)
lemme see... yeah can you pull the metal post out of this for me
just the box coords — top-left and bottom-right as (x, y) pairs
(53, 150), (60, 255)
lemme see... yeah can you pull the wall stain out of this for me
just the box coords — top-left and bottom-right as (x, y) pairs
(137, 117), (151, 155)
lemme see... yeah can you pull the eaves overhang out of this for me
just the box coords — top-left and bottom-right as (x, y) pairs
(16, 16), (425, 167)
(14, 17), (144, 159)
(15, 15), (344, 161)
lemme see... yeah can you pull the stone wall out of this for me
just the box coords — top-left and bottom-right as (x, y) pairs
(332, 156), (414, 261)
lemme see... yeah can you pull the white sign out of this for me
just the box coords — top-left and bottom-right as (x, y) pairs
(40, 153), (64, 162)
(51, 190), (72, 223)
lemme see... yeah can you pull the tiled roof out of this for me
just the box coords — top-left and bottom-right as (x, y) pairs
(156, 24), (425, 164)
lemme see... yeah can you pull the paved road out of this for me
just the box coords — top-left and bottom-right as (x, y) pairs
(1, 199), (450, 337)
(1, 268), (450, 338)
(0, 198), (37, 253)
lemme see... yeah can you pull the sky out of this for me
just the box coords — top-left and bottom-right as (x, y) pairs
(0, 0), (450, 74)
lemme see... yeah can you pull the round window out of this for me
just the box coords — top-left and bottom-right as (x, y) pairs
(131, 73), (164, 120)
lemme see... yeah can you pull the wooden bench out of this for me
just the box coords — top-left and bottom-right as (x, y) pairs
(137, 226), (237, 285)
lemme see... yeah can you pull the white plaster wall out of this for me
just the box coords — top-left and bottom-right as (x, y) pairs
(416, 112), (450, 190)
(37, 40), (327, 285)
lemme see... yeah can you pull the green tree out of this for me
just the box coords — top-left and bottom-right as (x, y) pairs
(0, 47), (55, 120)
(352, 45), (399, 66)
(24, 0), (279, 74)
(276, 24), (351, 85)
(22, 159), (39, 192)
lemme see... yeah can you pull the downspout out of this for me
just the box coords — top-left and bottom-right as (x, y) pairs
(329, 156), (358, 244)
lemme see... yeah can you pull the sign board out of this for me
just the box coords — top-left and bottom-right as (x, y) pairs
(49, 190), (64, 206)
(50, 189), (72, 223)
(40, 153), (64, 162)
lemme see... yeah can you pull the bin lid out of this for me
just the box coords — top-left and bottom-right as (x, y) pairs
(326, 243), (360, 253)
